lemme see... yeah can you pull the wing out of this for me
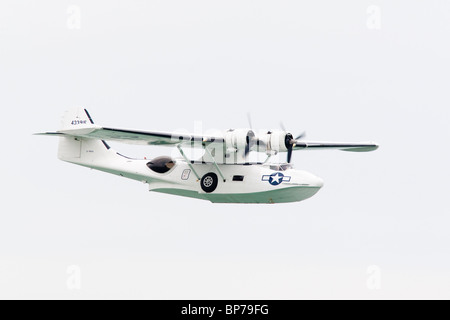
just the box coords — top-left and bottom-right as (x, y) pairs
(36, 108), (377, 153)
(293, 141), (379, 152)
(37, 127), (224, 147)
(36, 107), (225, 147)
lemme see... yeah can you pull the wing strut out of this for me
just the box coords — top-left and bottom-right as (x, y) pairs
(204, 148), (227, 183)
(177, 145), (201, 181)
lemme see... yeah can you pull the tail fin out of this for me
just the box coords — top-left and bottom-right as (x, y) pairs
(57, 107), (113, 164)
(60, 107), (96, 131)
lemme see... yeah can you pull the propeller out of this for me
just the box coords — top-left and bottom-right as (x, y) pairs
(285, 133), (295, 163)
(281, 122), (306, 163)
(245, 113), (266, 156)
(244, 131), (255, 156)
(247, 113), (253, 131)
(295, 132), (306, 140)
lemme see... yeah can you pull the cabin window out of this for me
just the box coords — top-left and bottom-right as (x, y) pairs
(270, 164), (293, 171)
(233, 175), (244, 181)
(147, 156), (176, 174)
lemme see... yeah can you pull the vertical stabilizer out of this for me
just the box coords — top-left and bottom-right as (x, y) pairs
(57, 107), (113, 164)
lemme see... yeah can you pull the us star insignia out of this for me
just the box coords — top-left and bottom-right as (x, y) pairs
(262, 172), (291, 185)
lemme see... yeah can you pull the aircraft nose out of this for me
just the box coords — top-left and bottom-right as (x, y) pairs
(311, 175), (324, 188)
(296, 171), (324, 188)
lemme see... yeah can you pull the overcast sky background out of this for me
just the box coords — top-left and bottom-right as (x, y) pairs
(1, 0), (450, 299)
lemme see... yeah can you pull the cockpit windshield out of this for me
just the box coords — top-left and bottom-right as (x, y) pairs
(147, 156), (176, 173)
(269, 163), (293, 171)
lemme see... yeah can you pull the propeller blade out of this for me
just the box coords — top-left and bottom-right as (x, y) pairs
(245, 144), (251, 156)
(247, 113), (253, 130)
(256, 139), (266, 145)
(287, 147), (293, 163)
(295, 131), (306, 140)
(279, 122), (286, 132)
(245, 130), (256, 156)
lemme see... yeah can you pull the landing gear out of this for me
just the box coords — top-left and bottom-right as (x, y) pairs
(201, 172), (218, 193)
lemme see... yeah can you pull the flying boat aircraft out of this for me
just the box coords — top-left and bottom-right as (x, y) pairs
(37, 108), (378, 204)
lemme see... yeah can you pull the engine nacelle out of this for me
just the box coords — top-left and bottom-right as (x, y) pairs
(223, 129), (292, 161)
(224, 129), (255, 154)
(261, 130), (291, 154)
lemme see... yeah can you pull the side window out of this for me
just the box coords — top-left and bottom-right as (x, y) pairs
(147, 156), (176, 174)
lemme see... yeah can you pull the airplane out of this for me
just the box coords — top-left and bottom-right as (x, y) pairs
(36, 108), (378, 204)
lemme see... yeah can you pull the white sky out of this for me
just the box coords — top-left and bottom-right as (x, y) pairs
(1, 0), (450, 299)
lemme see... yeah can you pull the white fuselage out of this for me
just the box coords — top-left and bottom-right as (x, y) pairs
(64, 138), (324, 203)
(148, 161), (324, 204)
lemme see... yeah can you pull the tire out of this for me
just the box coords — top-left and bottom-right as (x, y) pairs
(201, 172), (218, 193)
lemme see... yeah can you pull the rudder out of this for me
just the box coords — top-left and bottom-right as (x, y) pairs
(57, 107), (113, 164)
(60, 107), (95, 131)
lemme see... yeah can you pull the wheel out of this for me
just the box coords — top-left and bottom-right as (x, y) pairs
(201, 172), (218, 193)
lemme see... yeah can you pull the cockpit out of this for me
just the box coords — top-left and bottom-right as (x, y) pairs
(146, 156), (176, 174)
(269, 163), (293, 171)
